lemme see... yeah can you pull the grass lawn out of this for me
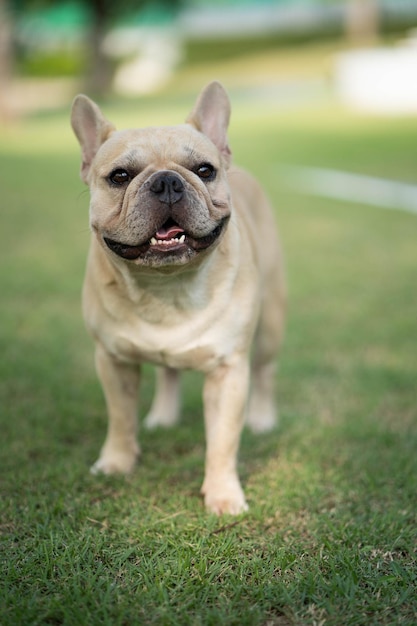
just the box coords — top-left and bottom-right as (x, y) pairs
(1, 70), (416, 625)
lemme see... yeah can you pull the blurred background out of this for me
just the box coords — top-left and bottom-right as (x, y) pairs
(1, 0), (417, 115)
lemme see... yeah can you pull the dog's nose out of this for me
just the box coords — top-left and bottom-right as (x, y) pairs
(150, 172), (184, 205)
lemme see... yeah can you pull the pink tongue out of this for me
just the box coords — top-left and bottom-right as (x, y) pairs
(155, 225), (185, 240)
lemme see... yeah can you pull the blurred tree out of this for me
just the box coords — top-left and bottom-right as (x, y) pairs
(86, 0), (185, 96)
(345, 0), (380, 45)
(84, 0), (146, 96)
(0, 0), (14, 120)
(11, 0), (184, 96)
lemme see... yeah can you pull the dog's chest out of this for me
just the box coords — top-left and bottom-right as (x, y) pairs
(115, 332), (219, 370)
(87, 253), (255, 371)
(111, 318), (226, 371)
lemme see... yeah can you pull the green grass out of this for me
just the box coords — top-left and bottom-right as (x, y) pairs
(1, 76), (417, 625)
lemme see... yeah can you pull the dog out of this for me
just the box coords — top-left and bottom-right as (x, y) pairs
(71, 81), (285, 515)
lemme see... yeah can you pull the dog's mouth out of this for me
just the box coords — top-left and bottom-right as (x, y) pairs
(103, 218), (227, 263)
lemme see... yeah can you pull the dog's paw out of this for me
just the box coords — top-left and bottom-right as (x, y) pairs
(143, 410), (179, 430)
(90, 444), (140, 476)
(246, 400), (278, 434)
(201, 477), (249, 516)
(246, 413), (277, 434)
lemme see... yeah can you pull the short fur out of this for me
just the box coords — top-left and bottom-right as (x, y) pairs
(71, 82), (285, 515)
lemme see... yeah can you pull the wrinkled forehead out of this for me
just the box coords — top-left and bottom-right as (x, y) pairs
(94, 124), (219, 173)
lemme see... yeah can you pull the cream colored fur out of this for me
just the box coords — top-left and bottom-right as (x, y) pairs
(71, 82), (285, 515)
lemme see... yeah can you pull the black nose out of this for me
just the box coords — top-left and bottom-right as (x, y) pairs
(150, 171), (184, 205)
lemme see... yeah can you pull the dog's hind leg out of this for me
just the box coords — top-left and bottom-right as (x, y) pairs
(144, 367), (181, 429)
(246, 280), (285, 434)
(247, 360), (278, 434)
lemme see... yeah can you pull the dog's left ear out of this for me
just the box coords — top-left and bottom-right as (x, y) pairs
(71, 95), (115, 183)
(186, 81), (232, 164)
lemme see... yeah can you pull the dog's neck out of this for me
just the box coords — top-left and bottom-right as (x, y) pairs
(124, 258), (213, 306)
(92, 224), (237, 325)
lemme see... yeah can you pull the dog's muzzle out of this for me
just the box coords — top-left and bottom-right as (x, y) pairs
(101, 169), (229, 266)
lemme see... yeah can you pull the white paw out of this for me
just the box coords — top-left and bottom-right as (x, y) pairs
(246, 402), (278, 434)
(202, 477), (249, 516)
(143, 410), (178, 430)
(247, 414), (277, 434)
(90, 444), (140, 475)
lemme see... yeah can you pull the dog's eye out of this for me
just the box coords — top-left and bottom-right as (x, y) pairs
(108, 169), (130, 185)
(195, 163), (216, 181)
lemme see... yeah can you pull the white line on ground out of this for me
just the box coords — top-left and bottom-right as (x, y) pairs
(276, 165), (417, 215)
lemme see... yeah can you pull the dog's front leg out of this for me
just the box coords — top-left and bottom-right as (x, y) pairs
(91, 344), (140, 475)
(201, 356), (250, 515)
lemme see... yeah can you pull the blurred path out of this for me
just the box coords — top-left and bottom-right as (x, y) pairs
(3, 74), (329, 117)
(277, 164), (417, 214)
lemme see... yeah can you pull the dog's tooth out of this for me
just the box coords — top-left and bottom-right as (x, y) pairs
(150, 237), (185, 247)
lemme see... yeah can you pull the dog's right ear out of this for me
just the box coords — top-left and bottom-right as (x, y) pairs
(71, 95), (115, 183)
(186, 81), (231, 165)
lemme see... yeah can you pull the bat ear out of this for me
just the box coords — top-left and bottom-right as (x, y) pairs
(71, 95), (115, 183)
(186, 81), (231, 164)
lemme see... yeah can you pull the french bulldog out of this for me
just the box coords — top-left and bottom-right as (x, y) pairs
(71, 81), (285, 515)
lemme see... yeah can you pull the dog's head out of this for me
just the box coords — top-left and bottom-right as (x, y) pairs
(71, 82), (233, 269)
